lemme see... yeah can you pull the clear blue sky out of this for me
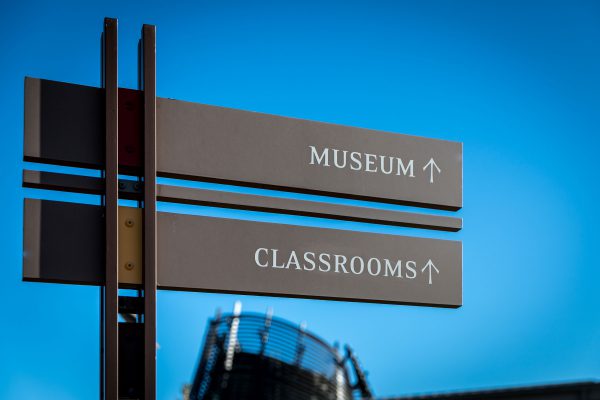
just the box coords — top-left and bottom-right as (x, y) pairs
(1, 1), (599, 399)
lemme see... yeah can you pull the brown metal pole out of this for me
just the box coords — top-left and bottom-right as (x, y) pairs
(142, 23), (157, 400)
(103, 17), (119, 400)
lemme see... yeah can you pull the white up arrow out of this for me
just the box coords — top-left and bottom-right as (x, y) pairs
(421, 259), (440, 285)
(423, 158), (441, 183)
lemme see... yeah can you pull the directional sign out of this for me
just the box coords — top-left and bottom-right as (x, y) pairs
(23, 199), (462, 307)
(20, 19), (464, 399)
(24, 78), (463, 210)
(158, 209), (462, 307)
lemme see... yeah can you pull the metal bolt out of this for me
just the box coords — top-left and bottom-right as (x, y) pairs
(118, 182), (126, 190)
(125, 218), (135, 228)
(133, 182), (141, 191)
(124, 262), (135, 271)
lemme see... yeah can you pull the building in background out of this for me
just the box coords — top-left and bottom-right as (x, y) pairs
(187, 302), (373, 400)
(186, 303), (599, 400)
(384, 381), (600, 400)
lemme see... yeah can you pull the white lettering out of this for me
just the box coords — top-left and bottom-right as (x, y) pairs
(350, 151), (362, 170)
(309, 146), (416, 180)
(367, 258), (382, 276)
(318, 253), (331, 272)
(303, 252), (316, 271)
(350, 256), (365, 275)
(255, 248), (269, 267)
(365, 153), (377, 172)
(405, 260), (417, 279)
(287, 250), (301, 270)
(309, 146), (329, 166)
(380, 156), (394, 175)
(334, 254), (348, 273)
(333, 149), (348, 169)
(396, 158), (414, 177)
(253, 248), (430, 285)
(384, 259), (402, 277)
(272, 249), (285, 269)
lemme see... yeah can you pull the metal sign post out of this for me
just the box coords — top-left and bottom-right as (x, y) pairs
(142, 23), (157, 400)
(103, 17), (119, 399)
(20, 17), (463, 399)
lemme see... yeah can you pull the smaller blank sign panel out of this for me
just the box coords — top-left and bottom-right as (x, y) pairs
(157, 212), (462, 307)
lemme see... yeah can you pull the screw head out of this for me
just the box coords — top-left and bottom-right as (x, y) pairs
(125, 218), (135, 228)
(124, 262), (135, 271)
(118, 182), (125, 190)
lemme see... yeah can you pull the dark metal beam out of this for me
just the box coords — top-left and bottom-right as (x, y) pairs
(23, 170), (103, 194)
(22, 171), (462, 232)
(22, 170), (143, 200)
(157, 184), (462, 232)
(103, 17), (119, 400)
(142, 23), (157, 400)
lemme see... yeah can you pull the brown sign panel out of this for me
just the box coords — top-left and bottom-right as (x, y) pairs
(24, 78), (462, 210)
(23, 199), (462, 307)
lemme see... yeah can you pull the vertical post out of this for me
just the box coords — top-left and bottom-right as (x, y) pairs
(142, 23), (157, 400)
(103, 17), (119, 400)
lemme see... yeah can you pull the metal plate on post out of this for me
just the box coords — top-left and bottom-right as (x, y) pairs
(24, 78), (462, 210)
(23, 199), (462, 308)
(118, 207), (142, 285)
